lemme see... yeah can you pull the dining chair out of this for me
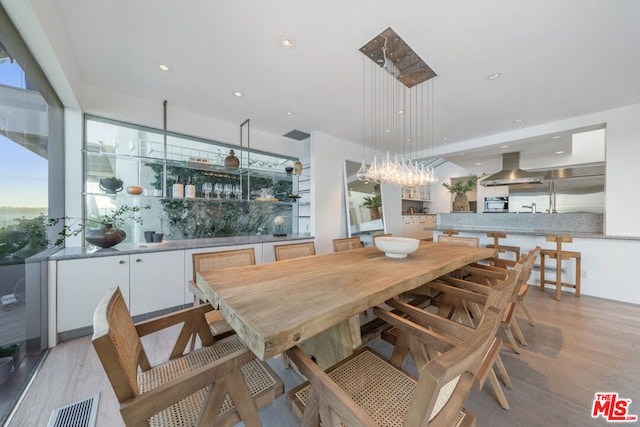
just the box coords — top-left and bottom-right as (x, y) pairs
(371, 233), (392, 243)
(274, 241), (316, 261)
(332, 237), (363, 252)
(92, 287), (283, 427)
(188, 248), (257, 346)
(382, 264), (522, 410)
(287, 301), (504, 426)
(459, 246), (541, 345)
(437, 234), (479, 247)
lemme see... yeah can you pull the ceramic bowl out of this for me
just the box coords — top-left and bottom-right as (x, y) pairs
(375, 237), (420, 258)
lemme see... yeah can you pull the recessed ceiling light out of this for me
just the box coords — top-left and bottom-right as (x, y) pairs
(285, 111), (294, 116)
(501, 145), (510, 148)
(159, 64), (170, 71)
(233, 91), (244, 97)
(513, 118), (524, 124)
(384, 129), (391, 133)
(405, 138), (411, 142)
(397, 109), (404, 114)
(552, 135), (562, 140)
(475, 162), (482, 166)
(442, 137), (448, 141)
(555, 150), (565, 154)
(281, 38), (294, 48)
(485, 72), (503, 81)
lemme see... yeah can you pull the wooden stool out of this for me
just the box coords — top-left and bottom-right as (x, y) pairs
(441, 229), (459, 237)
(486, 232), (521, 260)
(540, 236), (581, 301)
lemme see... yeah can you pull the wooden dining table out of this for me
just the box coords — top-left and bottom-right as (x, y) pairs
(196, 240), (495, 368)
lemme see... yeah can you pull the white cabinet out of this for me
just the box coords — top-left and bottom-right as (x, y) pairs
(402, 185), (431, 201)
(57, 255), (130, 332)
(400, 215), (435, 240)
(57, 250), (185, 333)
(129, 251), (185, 316)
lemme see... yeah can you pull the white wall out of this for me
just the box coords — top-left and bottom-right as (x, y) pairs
(309, 131), (363, 254)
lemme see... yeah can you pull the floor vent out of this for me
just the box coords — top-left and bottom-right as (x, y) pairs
(47, 394), (99, 427)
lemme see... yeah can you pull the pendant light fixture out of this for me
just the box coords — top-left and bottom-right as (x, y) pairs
(357, 27), (439, 187)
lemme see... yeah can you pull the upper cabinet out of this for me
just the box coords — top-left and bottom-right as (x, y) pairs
(84, 115), (305, 243)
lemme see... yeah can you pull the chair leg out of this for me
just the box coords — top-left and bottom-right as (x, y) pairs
(510, 318), (527, 346)
(487, 368), (510, 410)
(494, 355), (512, 389)
(540, 253), (545, 291)
(502, 325), (521, 354)
(517, 298), (536, 326)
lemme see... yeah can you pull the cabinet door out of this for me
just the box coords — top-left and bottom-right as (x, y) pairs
(57, 255), (129, 332)
(129, 251), (185, 316)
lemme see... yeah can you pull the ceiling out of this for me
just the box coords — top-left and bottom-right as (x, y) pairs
(22, 0), (640, 158)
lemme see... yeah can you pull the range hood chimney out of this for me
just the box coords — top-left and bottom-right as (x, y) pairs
(480, 152), (544, 186)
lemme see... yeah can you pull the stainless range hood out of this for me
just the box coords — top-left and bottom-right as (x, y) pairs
(480, 152), (545, 186)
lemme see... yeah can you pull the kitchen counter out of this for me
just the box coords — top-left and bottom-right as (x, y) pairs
(50, 234), (315, 260)
(437, 212), (605, 237)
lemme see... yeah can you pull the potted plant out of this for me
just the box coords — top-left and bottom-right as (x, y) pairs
(442, 175), (481, 212)
(98, 176), (124, 194)
(361, 195), (382, 220)
(48, 204), (150, 248)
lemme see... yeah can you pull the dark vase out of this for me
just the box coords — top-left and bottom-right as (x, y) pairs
(85, 224), (126, 248)
(224, 150), (240, 168)
(99, 178), (124, 194)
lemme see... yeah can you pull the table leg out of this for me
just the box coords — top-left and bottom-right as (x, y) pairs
(298, 315), (362, 370)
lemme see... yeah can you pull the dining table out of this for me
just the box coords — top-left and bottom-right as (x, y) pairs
(196, 240), (495, 368)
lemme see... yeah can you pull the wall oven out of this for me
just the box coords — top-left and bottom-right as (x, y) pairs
(484, 196), (509, 213)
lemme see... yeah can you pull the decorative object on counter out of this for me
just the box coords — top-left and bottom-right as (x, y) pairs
(273, 215), (286, 236)
(185, 177), (196, 199)
(152, 233), (164, 243)
(356, 28), (438, 187)
(126, 185), (143, 195)
(224, 149), (240, 168)
(294, 161), (303, 175)
(85, 224), (127, 248)
(361, 195), (382, 220)
(99, 177), (123, 194)
(287, 193), (301, 202)
(144, 230), (156, 243)
(285, 166), (294, 175)
(172, 176), (184, 199)
(374, 236), (419, 258)
(443, 174), (482, 212)
(47, 204), (150, 248)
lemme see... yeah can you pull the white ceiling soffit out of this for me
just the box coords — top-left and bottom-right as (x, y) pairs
(25, 1), (640, 153)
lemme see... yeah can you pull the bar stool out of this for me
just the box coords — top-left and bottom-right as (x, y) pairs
(540, 236), (581, 301)
(486, 232), (521, 261)
(441, 229), (459, 237)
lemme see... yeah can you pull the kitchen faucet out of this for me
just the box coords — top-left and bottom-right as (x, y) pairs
(522, 203), (537, 213)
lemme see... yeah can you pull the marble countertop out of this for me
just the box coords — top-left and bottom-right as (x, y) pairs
(50, 234), (315, 260)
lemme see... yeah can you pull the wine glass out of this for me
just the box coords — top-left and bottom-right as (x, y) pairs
(213, 183), (222, 199)
(202, 182), (212, 199)
(97, 137), (105, 153)
(223, 184), (232, 199)
(128, 139), (136, 156)
(234, 185), (242, 200)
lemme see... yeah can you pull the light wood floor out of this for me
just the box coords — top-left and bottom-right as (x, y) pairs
(7, 286), (640, 426)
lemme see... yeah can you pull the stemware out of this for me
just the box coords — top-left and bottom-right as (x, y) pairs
(234, 184), (242, 200)
(213, 183), (222, 199)
(202, 182), (212, 199)
(128, 139), (136, 156)
(223, 184), (233, 199)
(97, 137), (105, 153)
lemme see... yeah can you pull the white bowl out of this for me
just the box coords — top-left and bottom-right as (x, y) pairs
(375, 237), (420, 258)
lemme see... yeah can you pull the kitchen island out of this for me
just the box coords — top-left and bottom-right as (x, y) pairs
(432, 212), (640, 305)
